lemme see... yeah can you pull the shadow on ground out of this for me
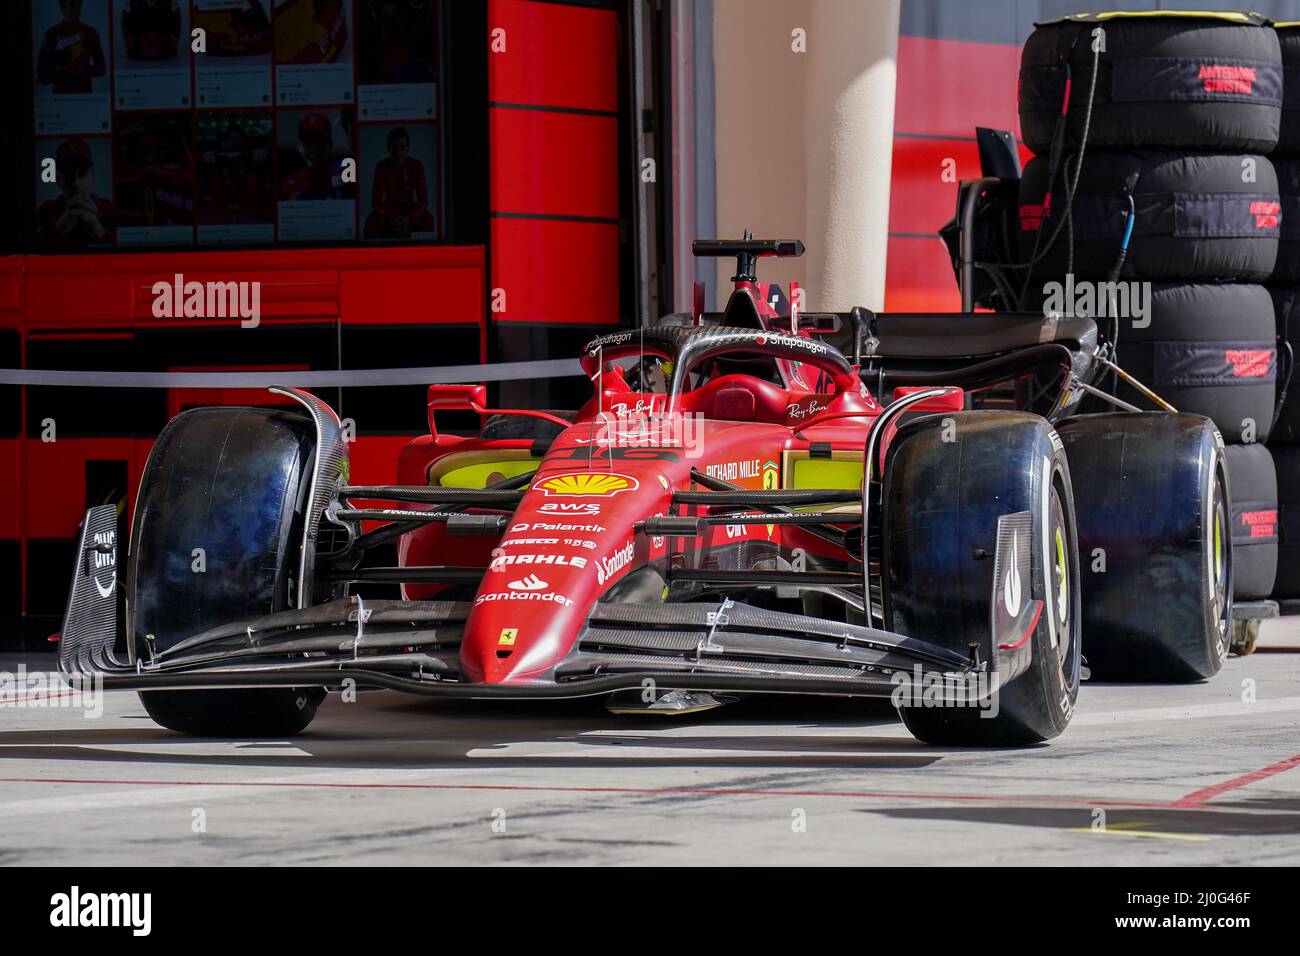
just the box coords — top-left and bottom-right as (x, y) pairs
(0, 693), (977, 772)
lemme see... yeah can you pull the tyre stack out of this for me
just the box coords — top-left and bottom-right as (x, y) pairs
(1269, 22), (1300, 607)
(1018, 11), (1283, 602)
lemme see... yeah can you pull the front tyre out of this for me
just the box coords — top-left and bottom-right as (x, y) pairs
(884, 412), (1081, 746)
(141, 687), (326, 738)
(129, 406), (333, 737)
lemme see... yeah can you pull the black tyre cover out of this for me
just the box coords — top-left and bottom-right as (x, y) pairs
(1020, 13), (1281, 155)
(1105, 283), (1277, 444)
(1274, 157), (1300, 282)
(1019, 151), (1280, 281)
(1225, 442), (1279, 599)
(1277, 24), (1300, 153)
(1272, 444), (1300, 598)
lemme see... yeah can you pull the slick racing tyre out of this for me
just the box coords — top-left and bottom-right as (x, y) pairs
(1225, 442), (1279, 600)
(129, 406), (328, 737)
(1056, 413), (1230, 681)
(1019, 13), (1281, 155)
(1271, 444), (1300, 599)
(1106, 283), (1277, 445)
(1019, 151), (1280, 282)
(1277, 23), (1300, 154)
(883, 412), (1081, 746)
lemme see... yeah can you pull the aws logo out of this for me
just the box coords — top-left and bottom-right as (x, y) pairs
(538, 472), (640, 497)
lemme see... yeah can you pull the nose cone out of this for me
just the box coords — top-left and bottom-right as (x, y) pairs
(463, 581), (584, 683)
(459, 461), (672, 683)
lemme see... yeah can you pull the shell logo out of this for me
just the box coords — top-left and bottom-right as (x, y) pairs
(538, 472), (639, 497)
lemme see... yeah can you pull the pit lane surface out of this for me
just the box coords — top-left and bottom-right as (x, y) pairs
(2, 620), (1299, 866)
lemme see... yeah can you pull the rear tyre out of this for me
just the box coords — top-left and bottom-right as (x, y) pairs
(129, 406), (330, 737)
(884, 412), (1081, 746)
(1056, 413), (1230, 681)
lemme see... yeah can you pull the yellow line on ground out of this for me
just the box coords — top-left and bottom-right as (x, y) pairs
(1066, 824), (1211, 843)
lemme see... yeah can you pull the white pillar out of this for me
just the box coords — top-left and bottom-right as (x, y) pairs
(801, 0), (899, 312)
(712, 0), (899, 312)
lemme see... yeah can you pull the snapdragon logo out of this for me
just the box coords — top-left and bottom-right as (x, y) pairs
(50, 886), (151, 937)
(151, 272), (262, 328)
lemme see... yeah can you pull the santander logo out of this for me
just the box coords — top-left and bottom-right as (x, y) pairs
(595, 541), (636, 586)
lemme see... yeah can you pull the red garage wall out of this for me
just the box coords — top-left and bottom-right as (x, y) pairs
(4, 246), (485, 635)
(487, 0), (621, 329)
(5, 0), (629, 645)
(885, 32), (1024, 312)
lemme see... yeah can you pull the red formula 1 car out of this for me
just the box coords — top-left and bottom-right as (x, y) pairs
(60, 240), (1231, 746)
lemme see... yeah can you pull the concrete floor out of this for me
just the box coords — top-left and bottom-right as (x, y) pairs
(2, 620), (1299, 866)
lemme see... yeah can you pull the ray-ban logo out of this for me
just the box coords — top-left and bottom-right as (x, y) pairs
(50, 886), (151, 936)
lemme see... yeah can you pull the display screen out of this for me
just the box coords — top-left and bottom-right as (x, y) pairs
(31, 0), (441, 249)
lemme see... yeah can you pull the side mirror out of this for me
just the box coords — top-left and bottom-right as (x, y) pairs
(427, 384), (487, 436)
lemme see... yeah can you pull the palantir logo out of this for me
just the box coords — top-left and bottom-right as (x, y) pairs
(50, 886), (151, 936)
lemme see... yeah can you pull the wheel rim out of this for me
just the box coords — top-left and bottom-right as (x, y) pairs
(1211, 473), (1229, 639)
(1048, 482), (1076, 675)
(1054, 525), (1069, 629)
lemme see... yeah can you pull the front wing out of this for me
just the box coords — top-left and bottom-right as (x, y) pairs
(60, 507), (984, 702)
